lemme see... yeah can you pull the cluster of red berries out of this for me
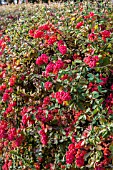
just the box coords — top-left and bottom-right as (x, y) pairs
(84, 55), (99, 68)
(105, 93), (113, 114)
(66, 140), (87, 168)
(36, 54), (49, 66)
(100, 30), (110, 42)
(45, 59), (64, 75)
(39, 129), (48, 145)
(44, 81), (52, 90)
(52, 90), (71, 104)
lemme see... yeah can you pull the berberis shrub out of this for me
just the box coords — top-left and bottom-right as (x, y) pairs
(0, 1), (113, 170)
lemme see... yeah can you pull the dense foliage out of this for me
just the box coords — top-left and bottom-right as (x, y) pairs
(0, 1), (113, 170)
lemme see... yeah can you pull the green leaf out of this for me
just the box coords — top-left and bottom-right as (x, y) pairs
(98, 85), (107, 93)
(99, 57), (110, 66)
(109, 144), (113, 152)
(96, 78), (103, 83)
(92, 91), (99, 99)
(87, 73), (95, 81)
(74, 59), (82, 63)
(93, 108), (98, 115)
(98, 85), (103, 92)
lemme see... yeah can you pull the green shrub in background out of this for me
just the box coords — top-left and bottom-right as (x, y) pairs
(0, 1), (113, 170)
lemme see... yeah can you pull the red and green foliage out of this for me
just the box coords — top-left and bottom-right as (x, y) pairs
(0, 1), (113, 170)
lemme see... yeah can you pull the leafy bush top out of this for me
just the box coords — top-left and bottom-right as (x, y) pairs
(0, 1), (113, 170)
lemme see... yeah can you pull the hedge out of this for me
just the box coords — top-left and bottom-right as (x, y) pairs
(0, 1), (113, 170)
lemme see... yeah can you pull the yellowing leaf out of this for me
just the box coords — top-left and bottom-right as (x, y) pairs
(71, 17), (75, 21)
(63, 101), (69, 106)
(94, 25), (98, 30)
(16, 59), (20, 66)
(58, 87), (63, 91)
(76, 16), (82, 21)
(108, 43), (112, 48)
(8, 64), (10, 69)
